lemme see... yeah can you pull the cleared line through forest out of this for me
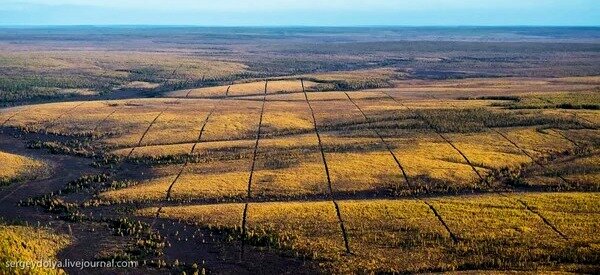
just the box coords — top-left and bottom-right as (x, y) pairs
(301, 80), (352, 254)
(430, 95), (573, 188)
(428, 95), (570, 240)
(45, 102), (87, 132)
(126, 99), (184, 158)
(152, 102), (219, 226)
(381, 92), (487, 186)
(0, 108), (26, 128)
(344, 92), (458, 243)
(240, 80), (268, 257)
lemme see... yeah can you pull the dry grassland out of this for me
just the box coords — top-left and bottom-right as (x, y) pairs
(0, 151), (45, 185)
(136, 192), (599, 273)
(0, 224), (71, 275)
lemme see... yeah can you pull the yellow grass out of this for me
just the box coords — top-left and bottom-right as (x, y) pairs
(99, 158), (251, 203)
(573, 110), (600, 125)
(174, 80), (316, 98)
(201, 100), (262, 141)
(303, 68), (399, 85)
(326, 150), (405, 193)
(111, 143), (193, 158)
(336, 199), (453, 273)
(169, 86), (227, 98)
(139, 203), (244, 229)
(253, 129), (326, 197)
(0, 151), (44, 184)
(387, 134), (482, 188)
(546, 128), (600, 147)
(222, 81), (266, 97)
(110, 133), (324, 159)
(135, 192), (599, 273)
(403, 99), (493, 110)
(267, 80), (317, 93)
(3, 102), (84, 132)
(100, 171), (249, 202)
(499, 128), (573, 157)
(137, 201), (347, 261)
(307, 93), (364, 127)
(389, 77), (599, 99)
(428, 195), (559, 240)
(561, 154), (600, 186)
(252, 159), (328, 197)
(261, 100), (314, 133)
(448, 132), (532, 169)
(552, 76), (600, 85)
(136, 110), (212, 147)
(0, 224), (71, 275)
(515, 192), (600, 243)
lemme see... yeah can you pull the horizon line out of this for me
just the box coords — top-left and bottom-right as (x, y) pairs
(1, 24), (599, 28)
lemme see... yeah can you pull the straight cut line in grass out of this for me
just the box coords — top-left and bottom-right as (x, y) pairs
(153, 102), (218, 226)
(344, 92), (411, 190)
(303, 79), (352, 255)
(427, 96), (575, 241)
(492, 128), (572, 188)
(382, 92), (488, 186)
(513, 197), (569, 241)
(429, 94), (574, 188)
(240, 81), (268, 258)
(126, 100), (180, 158)
(91, 100), (135, 138)
(0, 108), (26, 129)
(45, 102), (86, 132)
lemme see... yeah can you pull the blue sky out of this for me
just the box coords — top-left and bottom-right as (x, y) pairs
(1, 0), (598, 26)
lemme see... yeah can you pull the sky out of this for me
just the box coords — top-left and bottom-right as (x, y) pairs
(0, 0), (598, 26)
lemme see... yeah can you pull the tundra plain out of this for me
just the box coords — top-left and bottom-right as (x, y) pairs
(0, 27), (599, 274)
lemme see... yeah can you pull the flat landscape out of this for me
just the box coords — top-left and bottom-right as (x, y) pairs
(0, 27), (599, 274)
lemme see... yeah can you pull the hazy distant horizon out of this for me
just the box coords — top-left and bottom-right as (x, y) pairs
(1, 25), (599, 28)
(2, 25), (598, 44)
(1, 0), (598, 26)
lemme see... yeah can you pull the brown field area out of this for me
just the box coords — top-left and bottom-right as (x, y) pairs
(0, 27), (599, 274)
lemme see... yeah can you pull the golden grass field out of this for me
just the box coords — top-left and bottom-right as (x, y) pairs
(137, 192), (599, 273)
(0, 151), (44, 185)
(1, 76), (599, 273)
(168, 80), (320, 98)
(0, 224), (71, 275)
